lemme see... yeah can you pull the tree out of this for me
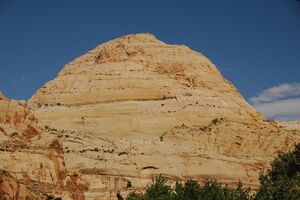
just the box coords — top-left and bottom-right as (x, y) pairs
(173, 180), (201, 200)
(127, 177), (251, 200)
(127, 175), (173, 200)
(255, 144), (300, 200)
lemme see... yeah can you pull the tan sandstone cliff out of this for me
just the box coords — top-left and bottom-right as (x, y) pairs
(0, 92), (86, 199)
(2, 33), (299, 199)
(277, 120), (300, 132)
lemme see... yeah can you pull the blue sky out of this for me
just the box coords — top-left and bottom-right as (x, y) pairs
(0, 0), (299, 120)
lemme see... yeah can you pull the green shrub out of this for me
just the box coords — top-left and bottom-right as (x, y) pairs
(255, 144), (300, 200)
(127, 175), (172, 200)
(127, 177), (251, 200)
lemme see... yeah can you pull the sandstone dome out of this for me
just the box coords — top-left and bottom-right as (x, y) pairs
(25, 33), (300, 199)
(29, 33), (263, 131)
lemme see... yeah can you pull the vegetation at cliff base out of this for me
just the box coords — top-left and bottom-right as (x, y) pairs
(255, 144), (300, 200)
(126, 144), (300, 200)
(127, 176), (251, 200)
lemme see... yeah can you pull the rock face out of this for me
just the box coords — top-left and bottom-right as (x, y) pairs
(0, 93), (86, 199)
(277, 120), (300, 132)
(21, 33), (300, 199)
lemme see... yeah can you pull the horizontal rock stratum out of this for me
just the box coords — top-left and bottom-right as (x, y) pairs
(1, 34), (300, 199)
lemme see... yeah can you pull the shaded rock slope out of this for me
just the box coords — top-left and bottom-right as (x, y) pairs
(1, 34), (299, 199)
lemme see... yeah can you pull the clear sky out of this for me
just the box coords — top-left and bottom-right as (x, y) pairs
(0, 0), (299, 120)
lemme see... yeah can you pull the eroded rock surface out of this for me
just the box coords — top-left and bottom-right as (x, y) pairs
(277, 120), (300, 132)
(0, 93), (86, 199)
(14, 33), (300, 199)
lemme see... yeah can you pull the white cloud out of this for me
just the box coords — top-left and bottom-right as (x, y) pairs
(253, 98), (300, 121)
(249, 83), (300, 121)
(249, 83), (300, 104)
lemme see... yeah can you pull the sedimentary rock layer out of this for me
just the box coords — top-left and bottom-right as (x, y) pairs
(23, 33), (300, 199)
(0, 93), (86, 199)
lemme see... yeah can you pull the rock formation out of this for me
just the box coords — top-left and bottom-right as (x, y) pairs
(1, 33), (300, 199)
(278, 120), (300, 131)
(0, 92), (86, 199)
